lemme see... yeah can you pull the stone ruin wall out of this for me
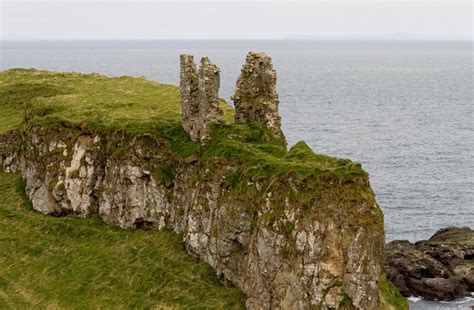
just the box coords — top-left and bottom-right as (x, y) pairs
(232, 52), (283, 138)
(179, 55), (223, 142)
(180, 52), (284, 142)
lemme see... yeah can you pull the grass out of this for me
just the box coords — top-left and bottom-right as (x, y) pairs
(378, 274), (409, 310)
(0, 169), (245, 309)
(0, 69), (232, 136)
(0, 68), (368, 183)
(463, 260), (474, 267)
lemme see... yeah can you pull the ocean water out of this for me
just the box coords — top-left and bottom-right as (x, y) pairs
(1, 40), (473, 308)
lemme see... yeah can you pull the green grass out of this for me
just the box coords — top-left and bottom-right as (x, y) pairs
(378, 274), (408, 310)
(463, 260), (474, 267)
(0, 68), (368, 183)
(0, 69), (233, 135)
(0, 169), (245, 309)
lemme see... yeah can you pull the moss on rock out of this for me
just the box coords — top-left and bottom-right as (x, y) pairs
(378, 274), (409, 310)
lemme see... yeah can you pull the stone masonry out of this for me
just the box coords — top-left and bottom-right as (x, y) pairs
(179, 54), (222, 142)
(232, 52), (283, 137)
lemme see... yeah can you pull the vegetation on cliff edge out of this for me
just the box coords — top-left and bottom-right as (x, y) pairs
(378, 274), (409, 310)
(0, 68), (367, 183)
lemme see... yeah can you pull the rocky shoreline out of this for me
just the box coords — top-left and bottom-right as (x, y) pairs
(385, 227), (474, 301)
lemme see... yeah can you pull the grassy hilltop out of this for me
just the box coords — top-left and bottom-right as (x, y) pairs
(0, 68), (367, 181)
(0, 68), (406, 309)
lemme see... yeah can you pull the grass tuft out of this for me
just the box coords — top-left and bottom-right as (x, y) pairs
(378, 274), (409, 310)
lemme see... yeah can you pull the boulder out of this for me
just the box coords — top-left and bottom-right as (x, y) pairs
(385, 227), (474, 301)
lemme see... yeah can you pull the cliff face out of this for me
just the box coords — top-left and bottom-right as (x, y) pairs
(1, 126), (383, 309)
(0, 66), (396, 309)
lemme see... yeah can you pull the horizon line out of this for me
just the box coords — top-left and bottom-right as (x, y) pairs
(2, 38), (473, 42)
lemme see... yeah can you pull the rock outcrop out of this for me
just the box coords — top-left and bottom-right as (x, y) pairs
(385, 227), (474, 301)
(0, 125), (386, 309)
(232, 52), (283, 138)
(180, 55), (222, 142)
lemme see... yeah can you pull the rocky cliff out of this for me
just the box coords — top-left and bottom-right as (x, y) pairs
(0, 60), (403, 309)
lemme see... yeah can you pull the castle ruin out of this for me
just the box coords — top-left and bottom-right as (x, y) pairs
(180, 52), (283, 142)
(179, 54), (222, 142)
(232, 52), (283, 137)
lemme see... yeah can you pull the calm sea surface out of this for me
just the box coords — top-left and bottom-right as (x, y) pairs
(1, 40), (472, 308)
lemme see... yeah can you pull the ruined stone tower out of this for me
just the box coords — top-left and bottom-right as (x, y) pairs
(179, 54), (199, 138)
(179, 54), (222, 142)
(180, 52), (283, 142)
(232, 52), (283, 137)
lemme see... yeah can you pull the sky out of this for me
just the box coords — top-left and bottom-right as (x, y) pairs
(1, 1), (472, 40)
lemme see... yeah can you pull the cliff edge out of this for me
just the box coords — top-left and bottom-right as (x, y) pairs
(0, 54), (405, 309)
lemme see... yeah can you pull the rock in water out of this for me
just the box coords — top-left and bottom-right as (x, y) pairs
(232, 52), (284, 138)
(385, 227), (474, 301)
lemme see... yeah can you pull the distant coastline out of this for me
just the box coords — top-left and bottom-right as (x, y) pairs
(1, 39), (472, 51)
(1, 33), (473, 42)
(286, 33), (473, 41)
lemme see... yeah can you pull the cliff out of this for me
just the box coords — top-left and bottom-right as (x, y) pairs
(0, 61), (404, 309)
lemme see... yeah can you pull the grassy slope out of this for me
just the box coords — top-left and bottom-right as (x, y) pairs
(0, 169), (244, 309)
(0, 69), (233, 135)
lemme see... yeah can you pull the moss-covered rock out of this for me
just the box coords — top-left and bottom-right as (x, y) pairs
(378, 274), (409, 310)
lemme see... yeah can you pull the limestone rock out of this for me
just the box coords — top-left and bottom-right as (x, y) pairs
(1, 124), (386, 309)
(385, 227), (474, 301)
(232, 52), (283, 137)
(179, 54), (223, 142)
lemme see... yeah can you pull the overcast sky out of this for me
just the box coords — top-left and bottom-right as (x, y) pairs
(1, 1), (472, 40)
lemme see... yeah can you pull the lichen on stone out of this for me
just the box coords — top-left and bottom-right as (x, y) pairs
(179, 54), (223, 142)
(232, 52), (283, 138)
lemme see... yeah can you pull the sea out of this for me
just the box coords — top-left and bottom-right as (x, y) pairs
(1, 40), (472, 309)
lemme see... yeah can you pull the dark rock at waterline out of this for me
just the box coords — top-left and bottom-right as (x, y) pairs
(385, 227), (474, 301)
